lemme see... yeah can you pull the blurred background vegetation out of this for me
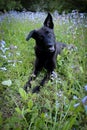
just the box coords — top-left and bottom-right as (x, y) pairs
(0, 0), (87, 13)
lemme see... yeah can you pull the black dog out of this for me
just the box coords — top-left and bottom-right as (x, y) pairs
(24, 13), (67, 93)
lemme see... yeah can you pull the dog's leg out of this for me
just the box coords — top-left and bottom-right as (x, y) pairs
(32, 71), (57, 93)
(24, 70), (38, 92)
(24, 58), (43, 92)
(32, 73), (49, 93)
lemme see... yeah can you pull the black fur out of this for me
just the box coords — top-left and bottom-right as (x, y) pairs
(24, 13), (67, 93)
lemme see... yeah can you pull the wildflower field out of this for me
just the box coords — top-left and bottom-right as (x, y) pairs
(0, 11), (87, 130)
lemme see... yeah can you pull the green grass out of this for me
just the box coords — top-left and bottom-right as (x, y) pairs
(0, 15), (87, 130)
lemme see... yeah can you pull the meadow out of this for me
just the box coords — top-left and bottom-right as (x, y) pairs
(0, 11), (87, 130)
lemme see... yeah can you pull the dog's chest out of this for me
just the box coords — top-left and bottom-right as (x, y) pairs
(35, 49), (54, 61)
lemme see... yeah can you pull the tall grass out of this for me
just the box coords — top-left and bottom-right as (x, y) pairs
(0, 11), (87, 130)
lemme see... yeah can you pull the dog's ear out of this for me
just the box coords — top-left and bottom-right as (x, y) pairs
(26, 30), (36, 41)
(44, 13), (54, 29)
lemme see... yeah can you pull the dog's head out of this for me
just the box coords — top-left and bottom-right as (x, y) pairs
(26, 13), (56, 53)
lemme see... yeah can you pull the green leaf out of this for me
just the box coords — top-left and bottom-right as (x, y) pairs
(63, 48), (69, 55)
(84, 105), (87, 115)
(28, 100), (33, 109)
(22, 107), (25, 117)
(57, 55), (61, 61)
(79, 66), (84, 73)
(41, 113), (45, 119)
(15, 107), (22, 115)
(25, 108), (32, 114)
(0, 112), (3, 126)
(62, 116), (76, 130)
(19, 88), (28, 101)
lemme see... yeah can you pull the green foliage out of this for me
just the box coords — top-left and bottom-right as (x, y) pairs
(21, 0), (87, 13)
(0, 13), (87, 130)
(0, 0), (87, 12)
(0, 0), (22, 11)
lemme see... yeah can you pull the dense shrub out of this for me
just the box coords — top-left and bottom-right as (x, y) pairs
(0, 0), (87, 13)
(21, 0), (87, 13)
(0, 0), (22, 11)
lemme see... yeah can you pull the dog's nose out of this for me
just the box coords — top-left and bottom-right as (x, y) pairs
(48, 45), (55, 52)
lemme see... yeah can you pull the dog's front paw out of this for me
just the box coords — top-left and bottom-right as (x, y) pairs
(50, 71), (57, 81)
(32, 86), (40, 93)
(24, 83), (31, 93)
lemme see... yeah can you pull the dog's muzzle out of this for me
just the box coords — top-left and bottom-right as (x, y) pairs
(48, 45), (55, 52)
